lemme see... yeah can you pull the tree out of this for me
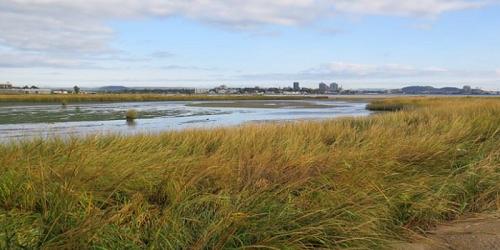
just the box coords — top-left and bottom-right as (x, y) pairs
(73, 85), (80, 94)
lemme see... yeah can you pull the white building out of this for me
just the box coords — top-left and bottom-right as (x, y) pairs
(0, 82), (13, 89)
(0, 88), (51, 94)
(195, 88), (209, 94)
(52, 90), (69, 94)
(0, 82), (51, 94)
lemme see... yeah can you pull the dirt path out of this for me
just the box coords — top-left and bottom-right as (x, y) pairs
(393, 213), (500, 250)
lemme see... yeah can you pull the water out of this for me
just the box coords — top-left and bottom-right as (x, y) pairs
(0, 100), (370, 141)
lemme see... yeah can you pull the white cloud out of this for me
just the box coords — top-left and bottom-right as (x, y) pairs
(149, 51), (175, 58)
(0, 2), (113, 53)
(0, 52), (89, 68)
(333, 0), (487, 17)
(301, 62), (450, 78)
(160, 65), (218, 71)
(0, 1), (495, 85)
(239, 61), (498, 82)
(0, 0), (492, 54)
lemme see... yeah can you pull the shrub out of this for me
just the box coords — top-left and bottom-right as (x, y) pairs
(125, 109), (138, 121)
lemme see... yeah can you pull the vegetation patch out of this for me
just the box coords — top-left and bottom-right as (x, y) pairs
(0, 97), (498, 249)
(0, 94), (328, 104)
(125, 109), (138, 121)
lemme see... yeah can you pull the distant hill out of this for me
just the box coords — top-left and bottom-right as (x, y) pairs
(94, 85), (196, 94)
(98, 86), (129, 92)
(402, 86), (463, 94)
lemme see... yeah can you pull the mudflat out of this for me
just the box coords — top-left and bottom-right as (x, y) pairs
(187, 100), (339, 109)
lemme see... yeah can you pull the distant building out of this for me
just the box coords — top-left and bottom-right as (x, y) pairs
(463, 85), (472, 94)
(387, 89), (402, 94)
(293, 82), (300, 91)
(52, 90), (69, 94)
(470, 88), (485, 95)
(329, 82), (339, 92)
(0, 88), (51, 94)
(318, 82), (328, 93)
(0, 82), (51, 94)
(195, 88), (209, 94)
(23, 89), (52, 94)
(0, 82), (13, 89)
(213, 85), (230, 94)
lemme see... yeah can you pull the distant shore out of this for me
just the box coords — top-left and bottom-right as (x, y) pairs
(0, 94), (328, 104)
(0, 93), (498, 105)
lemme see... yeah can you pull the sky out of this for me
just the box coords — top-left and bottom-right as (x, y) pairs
(1, 0), (500, 90)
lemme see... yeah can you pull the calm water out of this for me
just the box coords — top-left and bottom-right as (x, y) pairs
(0, 100), (370, 141)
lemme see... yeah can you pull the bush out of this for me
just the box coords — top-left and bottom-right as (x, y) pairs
(125, 109), (138, 121)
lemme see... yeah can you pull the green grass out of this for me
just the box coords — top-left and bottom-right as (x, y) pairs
(0, 94), (327, 104)
(0, 98), (499, 249)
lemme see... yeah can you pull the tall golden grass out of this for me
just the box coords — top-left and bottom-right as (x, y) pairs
(0, 94), (327, 103)
(0, 97), (499, 249)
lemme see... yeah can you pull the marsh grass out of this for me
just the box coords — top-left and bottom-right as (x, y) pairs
(366, 97), (424, 111)
(125, 109), (138, 121)
(0, 97), (499, 249)
(0, 94), (327, 104)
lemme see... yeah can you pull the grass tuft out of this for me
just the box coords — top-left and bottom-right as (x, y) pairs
(125, 109), (138, 121)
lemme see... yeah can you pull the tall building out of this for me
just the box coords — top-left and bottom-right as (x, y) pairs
(463, 85), (472, 94)
(293, 82), (300, 91)
(330, 82), (339, 92)
(319, 82), (328, 93)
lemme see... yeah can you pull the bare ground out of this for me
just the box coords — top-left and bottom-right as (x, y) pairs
(393, 213), (500, 250)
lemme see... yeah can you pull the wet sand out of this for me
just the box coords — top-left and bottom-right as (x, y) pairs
(187, 100), (339, 109)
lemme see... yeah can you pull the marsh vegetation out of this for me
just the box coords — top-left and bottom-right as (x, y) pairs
(0, 97), (498, 249)
(125, 109), (138, 121)
(0, 94), (327, 104)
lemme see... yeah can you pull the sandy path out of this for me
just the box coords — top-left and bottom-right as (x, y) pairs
(393, 213), (500, 250)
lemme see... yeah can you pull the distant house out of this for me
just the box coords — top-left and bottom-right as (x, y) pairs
(0, 82), (51, 94)
(0, 88), (51, 94)
(22, 89), (52, 94)
(195, 88), (209, 94)
(52, 90), (69, 94)
(0, 82), (13, 89)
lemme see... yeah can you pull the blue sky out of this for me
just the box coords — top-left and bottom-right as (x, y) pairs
(1, 0), (499, 90)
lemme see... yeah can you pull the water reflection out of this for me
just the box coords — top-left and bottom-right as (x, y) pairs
(126, 120), (137, 127)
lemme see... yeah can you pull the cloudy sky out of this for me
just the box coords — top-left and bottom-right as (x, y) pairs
(1, 0), (500, 89)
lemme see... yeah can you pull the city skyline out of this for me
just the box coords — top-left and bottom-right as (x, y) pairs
(1, 1), (500, 90)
